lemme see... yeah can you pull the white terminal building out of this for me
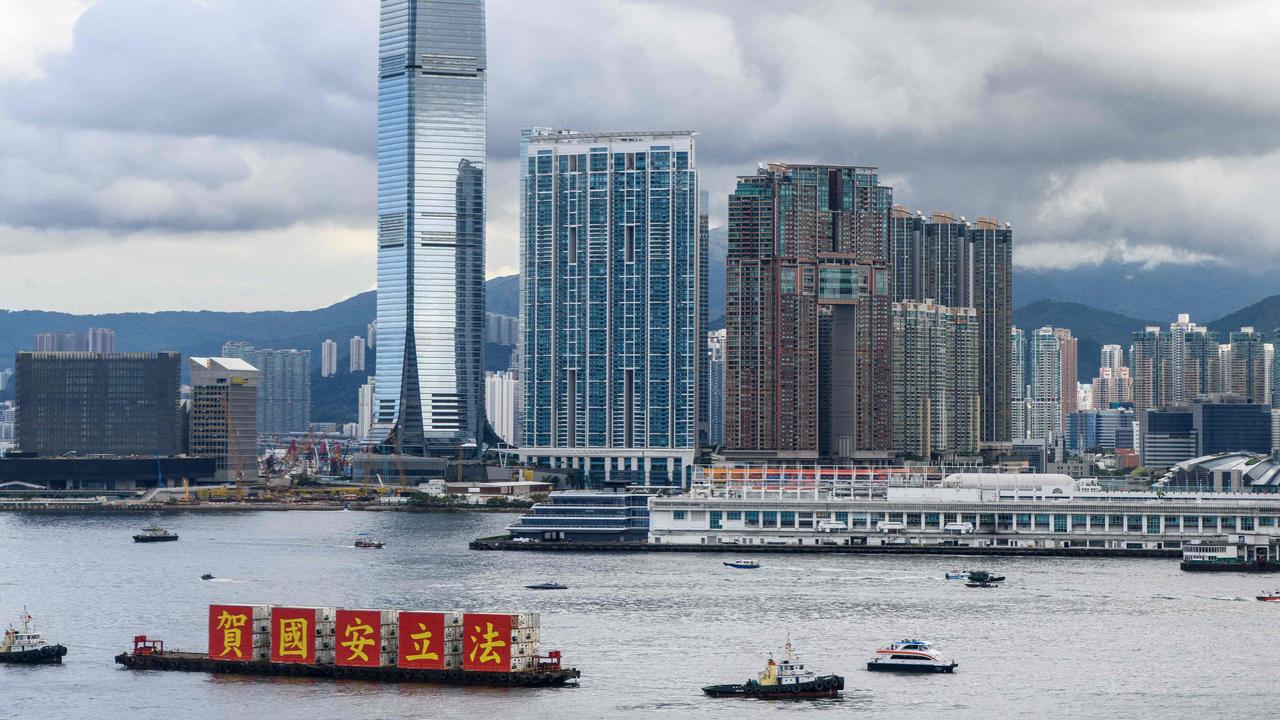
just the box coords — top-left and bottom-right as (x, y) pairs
(647, 467), (1280, 551)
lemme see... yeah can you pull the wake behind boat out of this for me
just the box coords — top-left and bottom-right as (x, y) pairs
(703, 639), (843, 699)
(0, 609), (67, 665)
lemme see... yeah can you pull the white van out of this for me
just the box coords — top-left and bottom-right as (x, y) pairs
(876, 520), (906, 533)
(943, 522), (975, 535)
(817, 520), (848, 532)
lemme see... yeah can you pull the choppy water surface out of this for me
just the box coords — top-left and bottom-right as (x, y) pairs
(2, 510), (1278, 719)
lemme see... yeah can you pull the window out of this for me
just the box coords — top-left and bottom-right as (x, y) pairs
(1241, 517), (1254, 531)
(1127, 516), (1142, 532)
(727, 511), (742, 521)
(906, 513), (922, 527)
(1146, 516), (1160, 534)
(672, 510), (685, 520)
(764, 511), (778, 527)
(1053, 515), (1067, 533)
(1261, 516), (1275, 527)
(1034, 514), (1051, 531)
(745, 511), (760, 526)
(710, 511), (722, 529)
(781, 511), (796, 527)
(625, 225), (635, 262)
(1221, 517), (1236, 531)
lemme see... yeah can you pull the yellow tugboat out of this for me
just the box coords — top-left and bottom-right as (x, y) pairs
(702, 638), (843, 699)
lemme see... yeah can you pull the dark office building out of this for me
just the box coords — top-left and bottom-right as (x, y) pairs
(1139, 408), (1196, 469)
(1192, 398), (1271, 456)
(15, 352), (181, 457)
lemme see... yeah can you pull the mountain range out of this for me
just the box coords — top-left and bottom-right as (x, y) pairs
(6, 255), (1279, 420)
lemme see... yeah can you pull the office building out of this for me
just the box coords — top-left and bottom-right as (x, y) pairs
(372, 0), (487, 456)
(696, 190), (710, 448)
(1011, 327), (1026, 439)
(321, 339), (338, 378)
(221, 342), (311, 434)
(1227, 327), (1267, 404)
(349, 336), (366, 373)
(1139, 407), (1197, 468)
(1028, 328), (1062, 440)
(188, 357), (259, 484)
(1065, 407), (1135, 454)
(1191, 396), (1271, 456)
(725, 163), (893, 458)
(1055, 328), (1078, 430)
(891, 300), (979, 458)
(485, 370), (517, 445)
(707, 329), (726, 447)
(518, 130), (702, 487)
(15, 352), (181, 457)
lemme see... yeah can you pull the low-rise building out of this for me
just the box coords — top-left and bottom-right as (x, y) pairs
(506, 491), (655, 542)
(0, 455), (217, 490)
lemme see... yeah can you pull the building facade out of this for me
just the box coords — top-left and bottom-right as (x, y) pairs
(357, 378), (376, 442)
(1011, 326), (1027, 440)
(372, 0), (487, 455)
(1192, 397), (1271, 456)
(485, 370), (517, 445)
(188, 357), (259, 484)
(1054, 328), (1078, 430)
(518, 130), (702, 487)
(891, 300), (979, 457)
(1140, 408), (1197, 469)
(1028, 328), (1062, 440)
(707, 329), (726, 447)
(1227, 327), (1267, 404)
(221, 342), (311, 434)
(320, 339), (337, 378)
(725, 163), (893, 457)
(15, 352), (181, 457)
(349, 336), (367, 373)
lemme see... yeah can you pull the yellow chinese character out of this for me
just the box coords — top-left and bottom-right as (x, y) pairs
(341, 617), (375, 662)
(216, 611), (247, 658)
(278, 617), (309, 658)
(405, 623), (439, 661)
(468, 622), (506, 665)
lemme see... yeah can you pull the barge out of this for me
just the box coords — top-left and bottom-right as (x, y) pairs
(115, 637), (579, 686)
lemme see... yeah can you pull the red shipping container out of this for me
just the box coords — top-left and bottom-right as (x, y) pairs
(397, 611), (447, 669)
(334, 609), (382, 667)
(463, 613), (512, 672)
(270, 607), (318, 664)
(208, 605), (255, 662)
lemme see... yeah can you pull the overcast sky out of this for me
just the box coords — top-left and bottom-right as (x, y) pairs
(3, 0), (1279, 313)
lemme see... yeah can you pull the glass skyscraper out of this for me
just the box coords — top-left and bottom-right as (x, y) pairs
(372, 0), (486, 455)
(518, 130), (702, 488)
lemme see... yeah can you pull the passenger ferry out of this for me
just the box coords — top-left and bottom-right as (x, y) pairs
(703, 639), (843, 699)
(132, 525), (178, 543)
(0, 609), (68, 665)
(866, 640), (957, 673)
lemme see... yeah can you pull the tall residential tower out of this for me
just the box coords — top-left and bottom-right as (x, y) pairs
(372, 0), (487, 455)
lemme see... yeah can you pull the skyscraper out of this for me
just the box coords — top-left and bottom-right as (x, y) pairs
(1010, 326), (1027, 439)
(88, 328), (116, 353)
(1227, 327), (1267, 404)
(707, 329), (726, 447)
(518, 130), (701, 487)
(970, 218), (1014, 444)
(349, 336), (367, 373)
(892, 300), (979, 457)
(1054, 328), (1078, 431)
(725, 163), (893, 457)
(189, 357), (259, 484)
(1131, 314), (1220, 411)
(221, 342), (311, 434)
(321, 339), (338, 378)
(1029, 327), (1062, 440)
(485, 370), (517, 445)
(373, 0), (486, 456)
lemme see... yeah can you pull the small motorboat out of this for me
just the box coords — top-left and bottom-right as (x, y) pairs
(966, 570), (1004, 584)
(965, 581), (999, 588)
(703, 638), (843, 699)
(525, 581), (568, 590)
(200, 574), (215, 581)
(0, 609), (67, 665)
(354, 532), (385, 549)
(866, 640), (957, 673)
(944, 572), (967, 580)
(724, 559), (761, 569)
(1256, 591), (1280, 602)
(133, 525), (178, 543)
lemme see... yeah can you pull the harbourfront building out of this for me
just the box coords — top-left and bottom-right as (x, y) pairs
(891, 299), (979, 457)
(725, 163), (893, 458)
(15, 352), (181, 457)
(518, 130), (702, 487)
(188, 357), (260, 484)
(372, 0), (487, 456)
(221, 342), (311, 434)
(507, 491), (654, 542)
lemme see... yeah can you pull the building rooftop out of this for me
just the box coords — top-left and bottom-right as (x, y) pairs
(188, 357), (258, 372)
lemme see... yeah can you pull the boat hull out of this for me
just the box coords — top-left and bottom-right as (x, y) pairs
(0, 644), (67, 665)
(702, 674), (843, 699)
(114, 651), (579, 687)
(866, 661), (956, 673)
(133, 535), (179, 543)
(723, 563), (759, 569)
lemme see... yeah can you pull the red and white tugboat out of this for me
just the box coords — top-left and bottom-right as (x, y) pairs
(702, 638), (843, 699)
(1256, 590), (1280, 602)
(0, 609), (67, 665)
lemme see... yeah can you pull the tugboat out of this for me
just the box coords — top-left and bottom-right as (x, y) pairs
(0, 609), (68, 665)
(702, 639), (843, 699)
(526, 581), (569, 590)
(1256, 590), (1280, 602)
(354, 532), (385, 549)
(866, 639), (957, 673)
(723, 559), (761, 570)
(133, 525), (179, 543)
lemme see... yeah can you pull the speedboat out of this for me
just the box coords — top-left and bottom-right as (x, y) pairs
(944, 572), (967, 580)
(703, 638), (843, 699)
(724, 559), (761, 569)
(526, 581), (568, 590)
(0, 609), (67, 665)
(133, 525), (178, 543)
(866, 640), (957, 673)
(200, 574), (215, 581)
(354, 532), (385, 549)
(1256, 591), (1280, 602)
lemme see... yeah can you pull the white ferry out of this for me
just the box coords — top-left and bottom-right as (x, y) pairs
(866, 639), (957, 673)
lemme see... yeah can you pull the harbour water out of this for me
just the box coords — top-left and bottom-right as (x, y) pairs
(3, 510), (1279, 719)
